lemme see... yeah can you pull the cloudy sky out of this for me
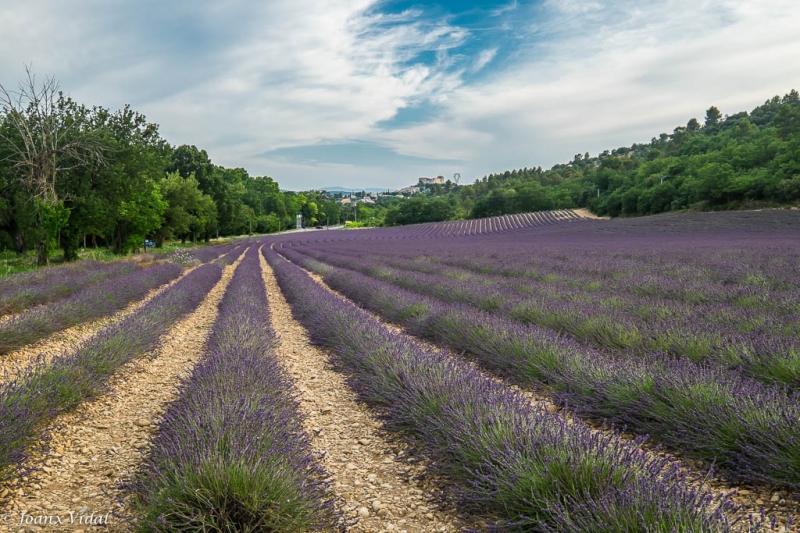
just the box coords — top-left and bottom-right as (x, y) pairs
(1, 1), (799, 190)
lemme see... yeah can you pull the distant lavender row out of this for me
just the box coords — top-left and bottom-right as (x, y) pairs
(0, 260), (140, 317)
(285, 244), (800, 388)
(284, 209), (800, 244)
(213, 245), (243, 266)
(280, 248), (800, 491)
(0, 262), (222, 481)
(0, 262), (184, 356)
(264, 246), (737, 532)
(190, 243), (239, 263)
(133, 247), (335, 531)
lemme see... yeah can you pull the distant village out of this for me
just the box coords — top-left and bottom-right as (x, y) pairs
(327, 176), (447, 205)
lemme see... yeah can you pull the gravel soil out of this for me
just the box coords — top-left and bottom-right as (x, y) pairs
(0, 255), (243, 533)
(261, 250), (476, 533)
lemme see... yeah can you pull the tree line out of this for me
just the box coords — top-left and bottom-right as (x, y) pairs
(0, 70), (339, 264)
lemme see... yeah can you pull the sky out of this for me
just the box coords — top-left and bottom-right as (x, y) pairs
(1, 1), (799, 191)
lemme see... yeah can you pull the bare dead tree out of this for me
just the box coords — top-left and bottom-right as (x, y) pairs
(0, 66), (105, 264)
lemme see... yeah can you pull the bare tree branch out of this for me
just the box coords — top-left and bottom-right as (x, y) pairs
(0, 65), (106, 204)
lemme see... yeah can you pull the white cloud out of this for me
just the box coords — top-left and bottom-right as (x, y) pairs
(490, 1), (518, 17)
(472, 48), (498, 73)
(374, 0), (800, 180)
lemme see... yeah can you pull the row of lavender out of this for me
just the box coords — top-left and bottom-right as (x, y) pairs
(264, 246), (741, 531)
(0, 250), (236, 481)
(369, 209), (582, 239)
(277, 244), (800, 491)
(0, 260), (138, 317)
(132, 246), (336, 531)
(0, 243), (239, 356)
(285, 241), (800, 389)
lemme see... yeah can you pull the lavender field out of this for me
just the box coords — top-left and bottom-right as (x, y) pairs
(266, 209), (800, 530)
(1, 211), (799, 532)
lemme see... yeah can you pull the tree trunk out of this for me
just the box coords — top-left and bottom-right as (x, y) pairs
(12, 229), (25, 254)
(112, 229), (124, 255)
(36, 238), (49, 266)
(61, 226), (80, 262)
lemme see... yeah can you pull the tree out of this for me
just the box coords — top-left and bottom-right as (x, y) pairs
(155, 172), (211, 247)
(705, 106), (722, 129)
(774, 104), (800, 140)
(0, 68), (105, 264)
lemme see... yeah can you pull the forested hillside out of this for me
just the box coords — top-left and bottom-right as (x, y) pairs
(0, 73), (339, 264)
(440, 90), (800, 220)
(378, 90), (800, 225)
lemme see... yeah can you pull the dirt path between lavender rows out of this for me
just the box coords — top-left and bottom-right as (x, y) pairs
(0, 253), (243, 533)
(260, 251), (476, 533)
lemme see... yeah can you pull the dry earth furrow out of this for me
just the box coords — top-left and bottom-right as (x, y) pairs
(260, 251), (474, 533)
(0, 262), (206, 386)
(0, 252), (245, 533)
(293, 255), (798, 532)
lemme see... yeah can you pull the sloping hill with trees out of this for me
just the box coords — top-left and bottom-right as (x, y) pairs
(380, 90), (800, 226)
(449, 90), (800, 220)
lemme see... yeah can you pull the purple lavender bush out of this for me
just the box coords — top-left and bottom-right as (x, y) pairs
(0, 262), (222, 482)
(263, 247), (737, 532)
(132, 247), (336, 531)
(0, 261), (184, 355)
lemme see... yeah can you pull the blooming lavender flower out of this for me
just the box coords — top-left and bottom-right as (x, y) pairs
(284, 251), (800, 490)
(0, 260), (138, 317)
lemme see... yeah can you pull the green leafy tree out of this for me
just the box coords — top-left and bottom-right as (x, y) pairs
(156, 172), (214, 246)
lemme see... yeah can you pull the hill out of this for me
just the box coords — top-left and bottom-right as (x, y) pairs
(384, 89), (800, 225)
